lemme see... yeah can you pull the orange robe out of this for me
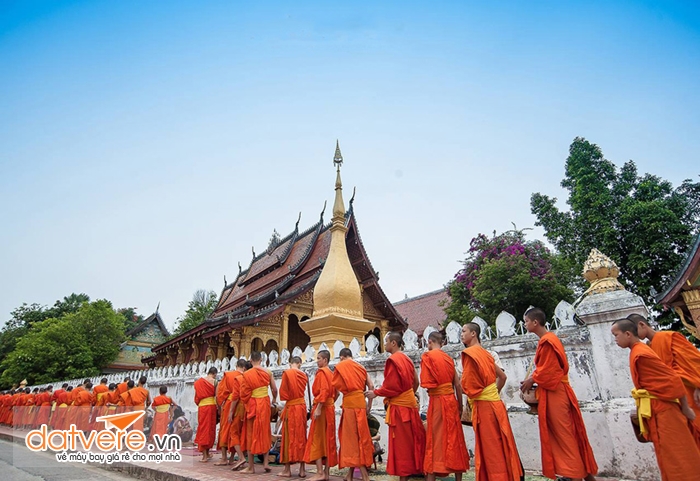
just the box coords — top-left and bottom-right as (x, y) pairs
(34, 392), (52, 427)
(374, 351), (426, 476)
(105, 389), (119, 415)
(240, 367), (272, 455)
(533, 332), (598, 479)
(303, 366), (338, 466)
(90, 384), (109, 431)
(649, 330), (700, 444)
(194, 377), (217, 452)
(0, 394), (8, 425)
(130, 387), (149, 432)
(229, 372), (247, 449)
(116, 382), (128, 413)
(73, 389), (93, 431)
(461, 345), (522, 481)
(65, 387), (85, 430)
(150, 395), (173, 440)
(14, 393), (27, 427)
(421, 349), (469, 476)
(25, 393), (37, 427)
(630, 342), (700, 480)
(216, 370), (238, 450)
(48, 389), (64, 428)
(280, 369), (308, 464)
(9, 392), (22, 427)
(51, 390), (71, 430)
(332, 359), (374, 468)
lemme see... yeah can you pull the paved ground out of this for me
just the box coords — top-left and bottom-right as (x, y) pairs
(0, 426), (635, 481)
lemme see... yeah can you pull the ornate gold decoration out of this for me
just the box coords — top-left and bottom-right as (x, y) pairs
(582, 248), (625, 295)
(682, 289), (700, 310)
(674, 306), (698, 337)
(300, 143), (374, 350)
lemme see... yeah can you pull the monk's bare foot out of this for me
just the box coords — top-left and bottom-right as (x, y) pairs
(240, 467), (255, 474)
(264, 466), (272, 473)
(214, 461), (228, 466)
(231, 460), (247, 471)
(278, 471), (292, 477)
(307, 475), (325, 481)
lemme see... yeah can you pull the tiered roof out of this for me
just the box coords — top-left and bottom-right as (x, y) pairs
(151, 204), (405, 354)
(656, 228), (700, 306)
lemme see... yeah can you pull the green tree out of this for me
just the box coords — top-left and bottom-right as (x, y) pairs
(0, 299), (125, 387)
(445, 229), (574, 325)
(117, 307), (144, 333)
(531, 137), (700, 319)
(172, 289), (218, 337)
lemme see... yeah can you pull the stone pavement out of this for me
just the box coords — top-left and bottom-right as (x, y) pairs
(0, 426), (634, 481)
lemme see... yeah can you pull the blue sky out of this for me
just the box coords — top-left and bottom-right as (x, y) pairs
(1, 1), (698, 331)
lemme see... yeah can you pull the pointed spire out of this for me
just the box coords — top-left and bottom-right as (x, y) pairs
(320, 200), (327, 222)
(332, 141), (346, 223)
(295, 212), (302, 230)
(155, 302), (160, 314)
(333, 139), (343, 170)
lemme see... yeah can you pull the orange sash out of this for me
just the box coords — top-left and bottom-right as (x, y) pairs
(342, 390), (366, 409)
(427, 383), (453, 396)
(386, 389), (417, 423)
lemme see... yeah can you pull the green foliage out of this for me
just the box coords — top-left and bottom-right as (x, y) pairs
(445, 229), (574, 325)
(531, 137), (700, 325)
(0, 299), (125, 387)
(171, 289), (218, 337)
(117, 307), (144, 333)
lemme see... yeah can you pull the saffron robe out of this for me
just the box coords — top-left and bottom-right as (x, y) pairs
(116, 382), (128, 413)
(303, 366), (338, 466)
(280, 368), (308, 464)
(421, 348), (470, 476)
(14, 393), (27, 427)
(240, 366), (272, 455)
(533, 332), (598, 479)
(630, 342), (700, 480)
(90, 384), (109, 431)
(216, 370), (239, 450)
(374, 351), (426, 476)
(129, 387), (149, 432)
(150, 395), (173, 440)
(73, 389), (93, 431)
(229, 372), (247, 449)
(332, 359), (374, 469)
(194, 377), (217, 452)
(24, 393), (37, 428)
(51, 390), (71, 430)
(65, 386), (85, 430)
(461, 345), (522, 481)
(649, 330), (700, 445)
(48, 389), (64, 428)
(34, 392), (52, 428)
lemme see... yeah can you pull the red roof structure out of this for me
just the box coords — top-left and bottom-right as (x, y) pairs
(393, 289), (449, 336)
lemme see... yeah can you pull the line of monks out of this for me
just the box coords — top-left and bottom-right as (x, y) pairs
(3, 306), (699, 481)
(0, 375), (177, 439)
(197, 307), (700, 481)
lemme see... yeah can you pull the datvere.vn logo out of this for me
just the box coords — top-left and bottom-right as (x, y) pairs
(24, 411), (182, 464)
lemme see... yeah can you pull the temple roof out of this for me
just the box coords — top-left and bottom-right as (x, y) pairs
(126, 310), (170, 339)
(656, 227), (700, 306)
(151, 204), (405, 353)
(393, 289), (449, 335)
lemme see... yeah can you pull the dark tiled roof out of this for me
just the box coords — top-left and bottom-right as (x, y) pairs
(150, 208), (405, 355)
(125, 311), (170, 338)
(656, 227), (700, 305)
(393, 289), (449, 336)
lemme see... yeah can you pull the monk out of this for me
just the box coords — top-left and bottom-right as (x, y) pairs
(228, 359), (250, 471)
(116, 377), (130, 413)
(65, 380), (88, 430)
(631, 313), (700, 442)
(150, 386), (175, 441)
(216, 363), (241, 466)
(34, 386), (53, 428)
(52, 386), (72, 431)
(49, 384), (68, 428)
(130, 376), (151, 432)
(24, 388), (39, 429)
(461, 323), (523, 481)
(240, 351), (278, 474)
(279, 355), (308, 478)
(304, 350), (338, 481)
(90, 378), (110, 431)
(611, 319), (700, 480)
(73, 382), (93, 432)
(333, 348), (374, 481)
(119, 380), (135, 419)
(520, 307), (598, 481)
(421, 331), (470, 481)
(14, 388), (27, 429)
(194, 367), (218, 462)
(367, 332), (426, 481)
(105, 383), (119, 418)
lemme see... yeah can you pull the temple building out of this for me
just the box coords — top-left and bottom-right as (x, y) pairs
(107, 309), (170, 372)
(656, 229), (700, 337)
(143, 144), (405, 368)
(394, 288), (449, 339)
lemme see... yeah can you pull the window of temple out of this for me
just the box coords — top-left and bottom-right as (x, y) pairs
(365, 327), (382, 353)
(287, 314), (310, 351)
(251, 337), (264, 353)
(264, 339), (279, 355)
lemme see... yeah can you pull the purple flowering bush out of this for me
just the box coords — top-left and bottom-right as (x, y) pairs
(445, 230), (574, 325)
